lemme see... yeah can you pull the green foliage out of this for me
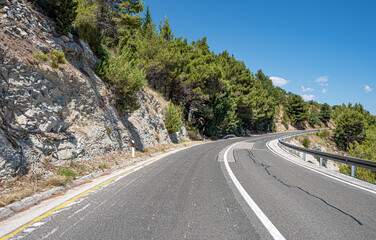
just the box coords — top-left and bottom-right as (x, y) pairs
(165, 100), (182, 134)
(99, 44), (145, 113)
(316, 129), (331, 139)
(56, 168), (77, 179)
(333, 107), (366, 150)
(282, 110), (289, 129)
(33, 49), (66, 68)
(55, 0), (78, 35)
(50, 49), (66, 64)
(285, 94), (308, 124)
(319, 103), (331, 124)
(302, 137), (310, 148)
(33, 50), (49, 62)
(105, 126), (113, 134)
(308, 107), (320, 127)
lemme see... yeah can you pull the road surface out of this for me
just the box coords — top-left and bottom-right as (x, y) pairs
(3, 133), (376, 239)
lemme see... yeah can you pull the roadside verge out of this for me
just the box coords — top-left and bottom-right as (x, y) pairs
(266, 139), (376, 194)
(0, 141), (205, 238)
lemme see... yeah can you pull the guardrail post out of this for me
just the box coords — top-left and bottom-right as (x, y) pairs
(320, 157), (323, 166)
(303, 152), (306, 161)
(351, 165), (356, 177)
(293, 149), (296, 156)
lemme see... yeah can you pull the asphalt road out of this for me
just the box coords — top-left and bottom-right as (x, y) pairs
(7, 133), (376, 239)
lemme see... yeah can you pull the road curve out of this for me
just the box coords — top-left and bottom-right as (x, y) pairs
(3, 133), (376, 239)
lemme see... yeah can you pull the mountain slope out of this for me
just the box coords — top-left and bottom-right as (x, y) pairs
(0, 0), (186, 180)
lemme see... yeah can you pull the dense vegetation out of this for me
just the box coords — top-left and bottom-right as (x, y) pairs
(72, 0), (337, 136)
(332, 104), (376, 182)
(35, 0), (375, 181)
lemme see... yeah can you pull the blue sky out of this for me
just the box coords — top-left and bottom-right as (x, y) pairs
(144, 0), (375, 115)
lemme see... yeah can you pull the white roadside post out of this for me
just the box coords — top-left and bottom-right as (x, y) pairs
(132, 140), (135, 158)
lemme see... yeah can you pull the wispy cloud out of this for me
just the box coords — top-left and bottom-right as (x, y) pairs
(302, 94), (316, 101)
(301, 86), (314, 92)
(322, 89), (327, 94)
(364, 85), (372, 93)
(270, 76), (289, 87)
(315, 76), (329, 86)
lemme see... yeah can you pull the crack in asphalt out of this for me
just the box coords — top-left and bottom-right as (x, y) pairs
(235, 149), (362, 226)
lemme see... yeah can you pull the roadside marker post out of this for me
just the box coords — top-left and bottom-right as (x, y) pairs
(132, 140), (135, 158)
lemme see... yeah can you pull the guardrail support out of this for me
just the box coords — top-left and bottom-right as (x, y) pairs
(351, 165), (356, 177)
(303, 152), (306, 161)
(320, 157), (323, 166)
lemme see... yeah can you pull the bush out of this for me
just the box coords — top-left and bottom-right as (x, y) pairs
(56, 168), (77, 179)
(75, 22), (101, 54)
(33, 48), (66, 68)
(165, 100), (182, 134)
(99, 45), (145, 113)
(302, 137), (310, 148)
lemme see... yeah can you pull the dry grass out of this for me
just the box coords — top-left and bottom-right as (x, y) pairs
(0, 140), (198, 207)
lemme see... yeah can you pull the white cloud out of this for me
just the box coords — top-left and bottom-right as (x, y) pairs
(322, 89), (327, 94)
(302, 94), (316, 101)
(364, 85), (372, 93)
(301, 86), (314, 92)
(270, 76), (289, 86)
(315, 76), (329, 86)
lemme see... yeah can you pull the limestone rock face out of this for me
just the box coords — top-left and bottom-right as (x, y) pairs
(0, 0), (188, 180)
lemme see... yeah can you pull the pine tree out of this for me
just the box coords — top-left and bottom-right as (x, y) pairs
(142, 5), (152, 30)
(286, 94), (308, 124)
(165, 100), (182, 134)
(159, 18), (173, 41)
(55, 0), (78, 35)
(319, 103), (331, 124)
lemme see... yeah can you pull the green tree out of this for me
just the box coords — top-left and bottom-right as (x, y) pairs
(333, 108), (366, 150)
(55, 0), (78, 35)
(165, 100), (182, 134)
(99, 44), (145, 113)
(319, 103), (331, 124)
(285, 94), (308, 124)
(159, 17), (174, 41)
(142, 5), (152, 31)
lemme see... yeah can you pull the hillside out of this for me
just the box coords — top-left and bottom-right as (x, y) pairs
(0, 0), (188, 181)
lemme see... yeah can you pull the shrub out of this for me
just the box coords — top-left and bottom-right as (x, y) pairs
(99, 46), (145, 113)
(75, 22), (101, 54)
(56, 168), (77, 179)
(33, 48), (66, 68)
(302, 137), (310, 148)
(50, 49), (66, 64)
(44, 175), (72, 186)
(165, 100), (182, 134)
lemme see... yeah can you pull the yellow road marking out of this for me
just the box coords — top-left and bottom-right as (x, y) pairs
(1, 151), (173, 240)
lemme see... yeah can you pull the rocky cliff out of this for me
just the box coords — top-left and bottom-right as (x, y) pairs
(0, 0), (187, 180)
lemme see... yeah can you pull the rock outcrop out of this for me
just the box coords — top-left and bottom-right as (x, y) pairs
(0, 0), (188, 180)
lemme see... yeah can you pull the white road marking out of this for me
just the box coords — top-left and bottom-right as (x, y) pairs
(266, 139), (376, 195)
(224, 141), (286, 240)
(41, 228), (58, 239)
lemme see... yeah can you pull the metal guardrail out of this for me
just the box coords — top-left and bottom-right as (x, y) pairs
(278, 130), (376, 177)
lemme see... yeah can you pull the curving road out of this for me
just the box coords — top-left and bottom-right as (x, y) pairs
(3, 133), (376, 239)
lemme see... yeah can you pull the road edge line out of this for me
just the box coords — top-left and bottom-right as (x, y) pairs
(0, 148), (182, 240)
(266, 139), (376, 195)
(223, 141), (286, 240)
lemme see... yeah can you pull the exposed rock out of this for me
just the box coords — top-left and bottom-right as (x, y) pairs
(33, 40), (50, 53)
(0, 0), (188, 181)
(0, 0), (9, 6)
